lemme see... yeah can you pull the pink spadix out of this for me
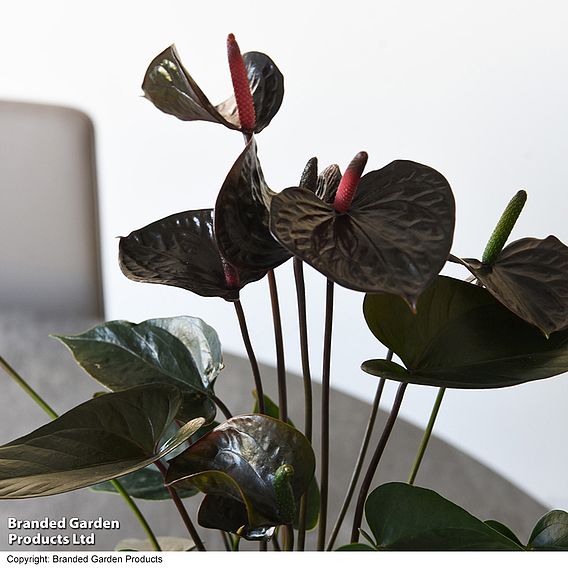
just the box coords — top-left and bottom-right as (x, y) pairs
(333, 151), (368, 213)
(227, 33), (256, 133)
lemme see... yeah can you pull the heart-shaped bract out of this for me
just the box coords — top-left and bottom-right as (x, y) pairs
(270, 159), (455, 306)
(119, 209), (266, 301)
(142, 41), (284, 134)
(215, 140), (291, 271)
(452, 236), (568, 337)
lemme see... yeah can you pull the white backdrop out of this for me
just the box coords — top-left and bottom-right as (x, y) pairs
(1, 0), (568, 509)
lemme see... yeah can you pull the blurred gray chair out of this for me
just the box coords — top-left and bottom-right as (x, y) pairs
(0, 101), (103, 317)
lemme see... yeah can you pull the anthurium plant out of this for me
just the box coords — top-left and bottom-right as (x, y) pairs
(2, 34), (568, 553)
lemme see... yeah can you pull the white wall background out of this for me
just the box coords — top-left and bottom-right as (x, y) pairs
(1, 0), (568, 509)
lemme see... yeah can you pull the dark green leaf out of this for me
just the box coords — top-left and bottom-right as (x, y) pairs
(365, 483), (523, 550)
(0, 385), (204, 498)
(363, 275), (568, 389)
(336, 543), (376, 551)
(454, 236), (568, 336)
(270, 160), (455, 305)
(54, 316), (223, 422)
(252, 390), (280, 417)
(148, 317), (222, 385)
(119, 209), (265, 301)
(360, 360), (410, 382)
(215, 140), (291, 271)
(96, 414), (188, 499)
(528, 510), (568, 550)
(92, 465), (197, 501)
(142, 45), (283, 133)
(252, 391), (320, 530)
(484, 520), (523, 546)
(166, 415), (315, 539)
(115, 537), (195, 551)
(197, 493), (275, 540)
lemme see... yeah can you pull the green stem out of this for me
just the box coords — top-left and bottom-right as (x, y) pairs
(0, 355), (161, 551)
(284, 524), (294, 551)
(0, 356), (58, 419)
(110, 480), (161, 551)
(272, 532), (282, 551)
(407, 387), (446, 485)
(232, 527), (244, 551)
(220, 531), (232, 551)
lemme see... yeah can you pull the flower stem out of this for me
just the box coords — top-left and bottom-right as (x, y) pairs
(211, 393), (233, 420)
(350, 382), (408, 543)
(293, 258), (313, 440)
(0, 355), (161, 551)
(233, 300), (265, 414)
(316, 279), (334, 550)
(220, 531), (232, 551)
(283, 524), (295, 551)
(408, 387), (446, 485)
(155, 460), (206, 551)
(109, 480), (161, 551)
(267, 270), (288, 423)
(293, 257), (313, 551)
(326, 350), (392, 550)
(0, 355), (58, 420)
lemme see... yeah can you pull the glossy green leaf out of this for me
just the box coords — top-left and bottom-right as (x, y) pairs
(92, 466), (197, 501)
(93, 419), (219, 501)
(364, 483), (523, 550)
(360, 360), (410, 382)
(119, 209), (266, 301)
(252, 391), (320, 530)
(528, 510), (568, 550)
(336, 543), (376, 551)
(54, 317), (223, 422)
(115, 537), (195, 551)
(142, 45), (283, 133)
(270, 160), (455, 305)
(363, 276), (568, 389)
(484, 520), (523, 546)
(166, 415), (315, 540)
(215, 140), (291, 272)
(453, 236), (568, 336)
(148, 316), (223, 386)
(0, 385), (204, 498)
